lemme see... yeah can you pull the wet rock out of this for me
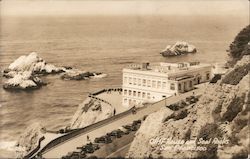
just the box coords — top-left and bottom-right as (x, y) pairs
(61, 69), (107, 80)
(4, 52), (65, 75)
(2, 52), (64, 90)
(3, 71), (47, 90)
(2, 52), (107, 90)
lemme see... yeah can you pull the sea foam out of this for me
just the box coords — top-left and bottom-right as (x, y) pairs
(0, 141), (17, 151)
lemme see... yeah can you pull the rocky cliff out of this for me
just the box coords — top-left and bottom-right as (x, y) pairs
(15, 123), (46, 158)
(127, 55), (249, 159)
(70, 96), (115, 129)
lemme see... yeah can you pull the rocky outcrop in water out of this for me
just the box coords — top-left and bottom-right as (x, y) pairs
(2, 52), (107, 90)
(61, 69), (107, 80)
(160, 41), (197, 57)
(3, 71), (47, 90)
(70, 96), (114, 129)
(3, 52), (65, 77)
(127, 56), (249, 159)
(2, 52), (66, 90)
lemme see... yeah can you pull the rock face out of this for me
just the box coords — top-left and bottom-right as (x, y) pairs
(160, 41), (197, 57)
(127, 56), (249, 159)
(70, 96), (114, 129)
(61, 69), (107, 80)
(15, 123), (46, 158)
(128, 108), (173, 158)
(2, 52), (65, 90)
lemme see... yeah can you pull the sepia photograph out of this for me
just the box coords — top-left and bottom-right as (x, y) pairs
(0, 0), (249, 158)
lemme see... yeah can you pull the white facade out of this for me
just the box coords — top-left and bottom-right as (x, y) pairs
(122, 62), (212, 107)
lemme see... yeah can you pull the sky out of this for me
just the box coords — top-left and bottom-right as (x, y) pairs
(0, 0), (249, 16)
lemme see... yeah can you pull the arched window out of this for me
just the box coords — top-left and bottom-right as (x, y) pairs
(170, 83), (175, 90)
(178, 83), (182, 91)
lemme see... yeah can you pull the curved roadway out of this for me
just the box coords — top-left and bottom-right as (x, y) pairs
(40, 84), (205, 158)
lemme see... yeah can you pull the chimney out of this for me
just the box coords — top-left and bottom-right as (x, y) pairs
(142, 62), (149, 70)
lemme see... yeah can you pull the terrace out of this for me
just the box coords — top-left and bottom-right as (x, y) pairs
(94, 88), (128, 114)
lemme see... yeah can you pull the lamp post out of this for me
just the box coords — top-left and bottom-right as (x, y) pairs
(162, 95), (166, 107)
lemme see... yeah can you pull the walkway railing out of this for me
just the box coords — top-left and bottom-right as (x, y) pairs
(91, 87), (122, 96)
(88, 94), (112, 106)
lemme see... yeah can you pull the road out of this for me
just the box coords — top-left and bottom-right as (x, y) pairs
(42, 84), (205, 158)
(105, 143), (131, 158)
(88, 132), (135, 158)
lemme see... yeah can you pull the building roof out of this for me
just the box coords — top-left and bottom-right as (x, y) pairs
(124, 62), (212, 75)
(173, 75), (194, 81)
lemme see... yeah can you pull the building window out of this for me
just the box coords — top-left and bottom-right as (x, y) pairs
(162, 82), (167, 89)
(157, 81), (161, 89)
(138, 79), (141, 86)
(124, 89), (127, 95)
(206, 73), (210, 80)
(124, 77), (128, 84)
(133, 78), (137, 85)
(123, 98), (127, 103)
(152, 80), (156, 88)
(129, 77), (132, 85)
(170, 83), (175, 90)
(138, 91), (141, 98)
(147, 93), (151, 99)
(142, 79), (146, 87)
(133, 91), (136, 97)
(142, 92), (146, 98)
(129, 90), (132, 96)
(190, 81), (193, 87)
(129, 99), (132, 105)
(178, 83), (181, 91)
(147, 80), (151, 87)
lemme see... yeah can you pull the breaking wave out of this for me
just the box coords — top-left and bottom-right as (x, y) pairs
(0, 141), (16, 151)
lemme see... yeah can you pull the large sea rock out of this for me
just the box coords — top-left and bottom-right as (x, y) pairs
(2, 52), (107, 89)
(127, 56), (249, 159)
(61, 69), (107, 80)
(3, 71), (46, 90)
(2, 52), (65, 90)
(160, 41), (197, 57)
(4, 52), (65, 76)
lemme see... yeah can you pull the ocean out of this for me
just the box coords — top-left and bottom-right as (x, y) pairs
(0, 15), (248, 157)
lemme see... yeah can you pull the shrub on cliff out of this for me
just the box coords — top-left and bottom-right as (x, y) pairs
(221, 94), (245, 122)
(196, 123), (223, 159)
(228, 25), (250, 66)
(221, 63), (250, 85)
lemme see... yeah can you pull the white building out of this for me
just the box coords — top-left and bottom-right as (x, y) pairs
(122, 62), (213, 107)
